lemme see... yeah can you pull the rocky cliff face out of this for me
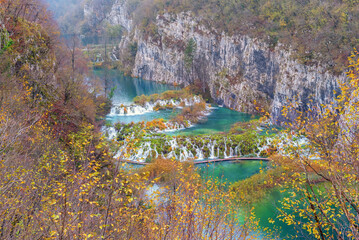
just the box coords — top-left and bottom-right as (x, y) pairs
(112, 10), (345, 124)
(84, 0), (132, 32)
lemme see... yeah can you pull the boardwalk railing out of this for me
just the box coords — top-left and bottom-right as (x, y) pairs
(118, 156), (269, 166)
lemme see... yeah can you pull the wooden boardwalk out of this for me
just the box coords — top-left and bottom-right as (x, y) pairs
(118, 156), (269, 166)
(194, 157), (269, 164)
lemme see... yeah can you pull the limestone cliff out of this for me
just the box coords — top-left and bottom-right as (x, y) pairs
(104, 5), (344, 124)
(84, 0), (132, 32)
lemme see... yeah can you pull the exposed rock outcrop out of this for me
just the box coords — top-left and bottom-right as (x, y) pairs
(84, 0), (132, 31)
(104, 4), (345, 124)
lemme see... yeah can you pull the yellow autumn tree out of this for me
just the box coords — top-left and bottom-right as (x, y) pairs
(270, 50), (359, 239)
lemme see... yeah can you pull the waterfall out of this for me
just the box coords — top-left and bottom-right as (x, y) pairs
(167, 150), (177, 160)
(127, 142), (153, 162)
(224, 142), (228, 159)
(110, 102), (156, 116)
(182, 96), (201, 106)
(153, 145), (159, 158)
(102, 126), (117, 140)
(114, 127), (264, 163)
(130, 147), (144, 161)
(235, 145), (241, 156)
(142, 143), (153, 161)
(208, 140), (217, 159)
(229, 147), (234, 158)
(108, 97), (203, 117)
(195, 147), (204, 160)
(169, 138), (178, 149)
(179, 146), (194, 162)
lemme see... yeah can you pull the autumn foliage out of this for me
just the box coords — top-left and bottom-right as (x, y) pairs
(257, 50), (359, 239)
(0, 1), (260, 238)
(3, 0), (359, 239)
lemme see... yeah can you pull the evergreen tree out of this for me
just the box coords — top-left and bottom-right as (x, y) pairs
(184, 38), (197, 71)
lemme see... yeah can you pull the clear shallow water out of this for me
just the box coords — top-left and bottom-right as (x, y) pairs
(97, 69), (256, 133)
(171, 107), (258, 136)
(196, 160), (267, 183)
(107, 106), (257, 133)
(94, 69), (182, 124)
(198, 161), (315, 240)
(253, 190), (306, 239)
(99, 69), (298, 238)
(93, 69), (179, 105)
(121, 160), (306, 239)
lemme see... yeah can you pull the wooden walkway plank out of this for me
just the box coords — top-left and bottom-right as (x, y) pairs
(118, 157), (269, 166)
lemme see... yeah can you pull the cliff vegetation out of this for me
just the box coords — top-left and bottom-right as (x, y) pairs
(128, 0), (359, 73)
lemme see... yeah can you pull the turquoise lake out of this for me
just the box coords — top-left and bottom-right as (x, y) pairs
(93, 69), (179, 105)
(95, 69), (256, 134)
(99, 69), (310, 239)
(196, 160), (268, 183)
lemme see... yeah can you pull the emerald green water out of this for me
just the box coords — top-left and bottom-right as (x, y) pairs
(172, 107), (258, 136)
(98, 69), (255, 133)
(196, 160), (267, 183)
(253, 189), (311, 239)
(198, 161), (315, 239)
(93, 69), (180, 105)
(94, 69), (182, 124)
(100, 69), (300, 239)
(122, 159), (309, 239)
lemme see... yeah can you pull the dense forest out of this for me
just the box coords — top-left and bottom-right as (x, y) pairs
(2, 0), (359, 239)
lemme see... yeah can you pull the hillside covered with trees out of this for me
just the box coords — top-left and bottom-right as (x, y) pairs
(77, 0), (358, 73)
(2, 0), (359, 239)
(0, 0), (259, 238)
(46, 0), (359, 73)
(132, 0), (359, 73)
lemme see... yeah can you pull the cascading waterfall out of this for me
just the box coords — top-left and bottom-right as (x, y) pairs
(110, 102), (160, 116)
(256, 139), (265, 157)
(235, 144), (241, 156)
(224, 141), (228, 159)
(109, 97), (204, 117)
(103, 76), (271, 164)
(163, 121), (193, 132)
(115, 134), (268, 163)
(167, 150), (177, 160)
(153, 145), (159, 158)
(229, 147), (234, 158)
(142, 143), (153, 161)
(195, 147), (204, 159)
(208, 140), (216, 159)
(129, 142), (153, 162)
(102, 126), (117, 140)
(169, 138), (178, 149)
(179, 146), (195, 162)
